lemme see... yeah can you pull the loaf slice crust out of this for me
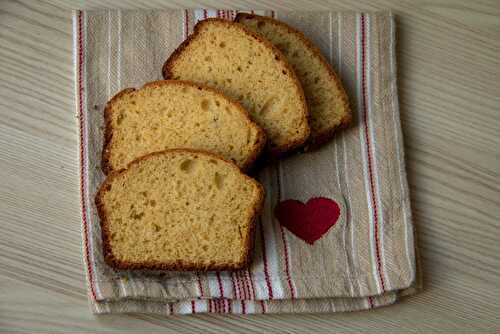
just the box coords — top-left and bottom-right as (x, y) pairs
(102, 80), (265, 173)
(95, 149), (264, 271)
(163, 18), (310, 157)
(235, 13), (352, 147)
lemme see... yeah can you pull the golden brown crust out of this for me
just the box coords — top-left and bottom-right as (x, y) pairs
(235, 13), (352, 148)
(101, 80), (267, 174)
(162, 18), (310, 158)
(95, 148), (265, 271)
(101, 88), (136, 175)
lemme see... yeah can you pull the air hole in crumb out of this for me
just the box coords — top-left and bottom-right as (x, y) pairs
(153, 224), (160, 232)
(180, 159), (195, 173)
(116, 113), (125, 125)
(135, 134), (141, 141)
(202, 245), (208, 251)
(292, 51), (299, 57)
(140, 191), (148, 197)
(201, 99), (210, 111)
(257, 21), (265, 29)
(214, 172), (225, 190)
(237, 66), (242, 72)
(149, 199), (156, 207)
(215, 100), (220, 107)
(130, 100), (136, 105)
(314, 77), (320, 84)
(209, 159), (218, 165)
(219, 41), (226, 48)
(282, 70), (287, 75)
(226, 78), (232, 84)
(130, 211), (144, 220)
(105, 184), (112, 191)
(275, 55), (279, 60)
(181, 87), (188, 93)
(204, 55), (212, 61)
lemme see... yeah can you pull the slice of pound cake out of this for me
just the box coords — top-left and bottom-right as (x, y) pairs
(95, 149), (264, 271)
(162, 18), (310, 157)
(235, 13), (352, 147)
(102, 80), (265, 173)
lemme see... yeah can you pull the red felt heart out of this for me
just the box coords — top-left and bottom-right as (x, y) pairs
(274, 197), (341, 245)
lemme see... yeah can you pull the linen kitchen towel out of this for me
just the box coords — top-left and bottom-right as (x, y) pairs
(74, 9), (419, 314)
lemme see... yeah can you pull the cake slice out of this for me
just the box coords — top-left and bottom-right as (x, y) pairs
(95, 149), (264, 271)
(235, 13), (352, 147)
(102, 80), (265, 173)
(162, 18), (310, 157)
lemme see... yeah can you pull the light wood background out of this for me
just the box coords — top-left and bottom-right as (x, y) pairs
(1, 0), (499, 333)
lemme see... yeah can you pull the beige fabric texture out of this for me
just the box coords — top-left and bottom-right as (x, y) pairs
(74, 9), (419, 315)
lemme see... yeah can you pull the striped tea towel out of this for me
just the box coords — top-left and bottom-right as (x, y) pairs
(74, 9), (420, 315)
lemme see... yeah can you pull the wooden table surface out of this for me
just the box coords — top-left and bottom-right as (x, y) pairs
(1, 0), (499, 333)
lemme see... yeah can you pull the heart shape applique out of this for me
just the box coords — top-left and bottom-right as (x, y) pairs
(274, 197), (341, 245)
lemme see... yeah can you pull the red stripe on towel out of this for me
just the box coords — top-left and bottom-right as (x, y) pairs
(216, 272), (224, 298)
(361, 13), (386, 293)
(247, 269), (256, 300)
(196, 273), (204, 297)
(241, 300), (246, 314)
(259, 218), (274, 299)
(77, 10), (97, 302)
